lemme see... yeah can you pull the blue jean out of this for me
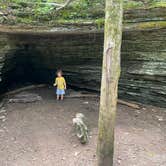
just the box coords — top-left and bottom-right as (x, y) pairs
(56, 89), (65, 95)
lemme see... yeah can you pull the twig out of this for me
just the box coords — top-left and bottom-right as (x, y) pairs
(66, 94), (140, 109)
(118, 99), (140, 109)
(66, 94), (99, 98)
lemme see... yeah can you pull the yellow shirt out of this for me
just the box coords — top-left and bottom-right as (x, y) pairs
(55, 77), (66, 90)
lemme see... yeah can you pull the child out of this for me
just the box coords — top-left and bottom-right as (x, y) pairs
(53, 70), (66, 100)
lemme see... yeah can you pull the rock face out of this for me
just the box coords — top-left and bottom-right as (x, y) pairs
(121, 28), (166, 106)
(0, 6), (166, 107)
(8, 92), (42, 103)
(0, 26), (165, 107)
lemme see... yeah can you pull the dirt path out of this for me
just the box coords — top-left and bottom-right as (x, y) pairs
(0, 87), (165, 166)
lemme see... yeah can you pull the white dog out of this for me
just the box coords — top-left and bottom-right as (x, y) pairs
(73, 113), (88, 144)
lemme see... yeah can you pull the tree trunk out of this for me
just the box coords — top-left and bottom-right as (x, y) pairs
(97, 0), (123, 166)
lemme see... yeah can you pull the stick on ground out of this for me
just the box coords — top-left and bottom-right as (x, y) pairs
(66, 94), (140, 109)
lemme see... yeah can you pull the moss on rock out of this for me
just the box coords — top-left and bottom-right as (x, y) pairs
(0, 0), (165, 26)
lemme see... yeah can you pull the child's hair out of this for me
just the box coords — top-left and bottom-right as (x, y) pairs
(56, 69), (63, 75)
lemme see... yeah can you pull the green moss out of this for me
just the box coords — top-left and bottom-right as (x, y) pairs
(95, 18), (104, 29)
(149, 1), (166, 8)
(124, 0), (144, 10)
(0, 0), (166, 26)
(130, 21), (166, 30)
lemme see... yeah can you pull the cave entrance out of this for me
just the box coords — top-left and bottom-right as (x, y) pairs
(3, 44), (36, 90)
(1, 31), (103, 93)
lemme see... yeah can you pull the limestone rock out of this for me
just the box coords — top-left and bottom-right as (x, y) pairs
(9, 92), (42, 103)
(0, 115), (6, 120)
(0, 8), (166, 107)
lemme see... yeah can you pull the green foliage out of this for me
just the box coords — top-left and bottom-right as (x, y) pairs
(95, 18), (104, 29)
(0, 0), (165, 25)
(124, 0), (144, 9)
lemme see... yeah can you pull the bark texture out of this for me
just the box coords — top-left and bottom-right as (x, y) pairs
(97, 0), (123, 165)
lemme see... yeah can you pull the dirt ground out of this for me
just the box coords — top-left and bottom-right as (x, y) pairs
(0, 87), (166, 166)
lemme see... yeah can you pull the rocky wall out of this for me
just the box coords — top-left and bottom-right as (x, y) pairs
(0, 26), (165, 107)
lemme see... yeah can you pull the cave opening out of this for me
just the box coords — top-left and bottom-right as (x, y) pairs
(4, 43), (36, 90)
(1, 32), (103, 93)
(1, 28), (166, 107)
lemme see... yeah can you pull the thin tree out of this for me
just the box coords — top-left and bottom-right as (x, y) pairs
(97, 0), (123, 165)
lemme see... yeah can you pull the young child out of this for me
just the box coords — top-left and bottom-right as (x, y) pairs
(53, 70), (66, 100)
